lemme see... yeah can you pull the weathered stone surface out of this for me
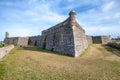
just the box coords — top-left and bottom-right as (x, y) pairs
(86, 35), (93, 44)
(39, 18), (75, 56)
(4, 37), (19, 45)
(4, 37), (29, 46)
(29, 36), (41, 46)
(5, 32), (9, 38)
(73, 22), (88, 57)
(39, 11), (88, 57)
(0, 45), (14, 60)
(101, 36), (111, 44)
(18, 37), (29, 46)
(92, 36), (110, 44)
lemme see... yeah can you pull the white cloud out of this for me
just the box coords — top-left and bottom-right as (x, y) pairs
(4, 26), (37, 37)
(99, 12), (120, 22)
(24, 10), (37, 16)
(22, 2), (67, 24)
(31, 14), (66, 23)
(114, 12), (120, 18)
(102, 1), (115, 12)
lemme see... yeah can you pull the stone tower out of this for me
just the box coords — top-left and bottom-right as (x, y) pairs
(5, 32), (9, 38)
(69, 10), (76, 26)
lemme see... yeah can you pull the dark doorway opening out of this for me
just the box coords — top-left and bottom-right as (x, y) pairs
(43, 36), (47, 49)
(34, 40), (37, 46)
(28, 40), (31, 45)
(51, 48), (54, 51)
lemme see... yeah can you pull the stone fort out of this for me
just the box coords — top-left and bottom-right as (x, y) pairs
(4, 10), (110, 57)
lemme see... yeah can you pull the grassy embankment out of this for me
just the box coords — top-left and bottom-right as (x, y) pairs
(0, 44), (120, 80)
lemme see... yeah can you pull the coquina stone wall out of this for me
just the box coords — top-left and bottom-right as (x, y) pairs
(17, 37), (29, 46)
(39, 18), (75, 56)
(86, 35), (93, 44)
(4, 32), (41, 47)
(4, 37), (29, 46)
(4, 37), (18, 45)
(101, 36), (110, 44)
(0, 45), (14, 60)
(73, 22), (88, 57)
(92, 36), (110, 44)
(39, 11), (88, 57)
(29, 36), (41, 46)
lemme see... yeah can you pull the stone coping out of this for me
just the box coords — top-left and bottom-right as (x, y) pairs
(0, 45), (14, 60)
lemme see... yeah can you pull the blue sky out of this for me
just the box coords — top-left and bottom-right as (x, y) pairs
(0, 0), (120, 41)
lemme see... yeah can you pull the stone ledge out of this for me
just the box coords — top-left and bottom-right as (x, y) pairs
(0, 45), (14, 60)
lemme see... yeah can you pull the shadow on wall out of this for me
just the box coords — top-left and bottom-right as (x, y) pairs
(102, 44), (120, 57)
(19, 46), (73, 57)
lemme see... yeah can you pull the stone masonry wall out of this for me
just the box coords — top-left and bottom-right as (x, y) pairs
(39, 11), (88, 57)
(4, 37), (29, 46)
(29, 36), (41, 46)
(92, 36), (102, 44)
(17, 37), (29, 46)
(73, 22), (88, 57)
(0, 45), (14, 60)
(101, 36), (110, 44)
(4, 37), (19, 45)
(39, 18), (75, 56)
(92, 36), (110, 44)
(86, 35), (93, 44)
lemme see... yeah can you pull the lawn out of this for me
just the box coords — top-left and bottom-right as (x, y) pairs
(0, 45), (3, 48)
(0, 44), (8, 48)
(116, 42), (120, 44)
(0, 44), (120, 80)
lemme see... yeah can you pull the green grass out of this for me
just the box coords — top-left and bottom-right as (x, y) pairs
(0, 44), (120, 80)
(80, 44), (92, 57)
(116, 42), (120, 44)
(0, 44), (9, 48)
(0, 45), (3, 48)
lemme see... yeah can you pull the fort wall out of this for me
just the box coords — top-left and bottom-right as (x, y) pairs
(29, 36), (41, 46)
(39, 11), (88, 57)
(0, 45), (14, 60)
(39, 18), (75, 56)
(4, 37), (29, 46)
(86, 35), (93, 44)
(3, 11), (111, 57)
(92, 36), (110, 44)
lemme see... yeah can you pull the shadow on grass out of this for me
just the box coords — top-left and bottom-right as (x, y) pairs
(18, 46), (73, 58)
(102, 44), (120, 57)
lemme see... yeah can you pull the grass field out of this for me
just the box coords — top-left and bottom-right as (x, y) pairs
(117, 42), (120, 44)
(0, 44), (120, 80)
(0, 45), (3, 48)
(0, 44), (8, 48)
